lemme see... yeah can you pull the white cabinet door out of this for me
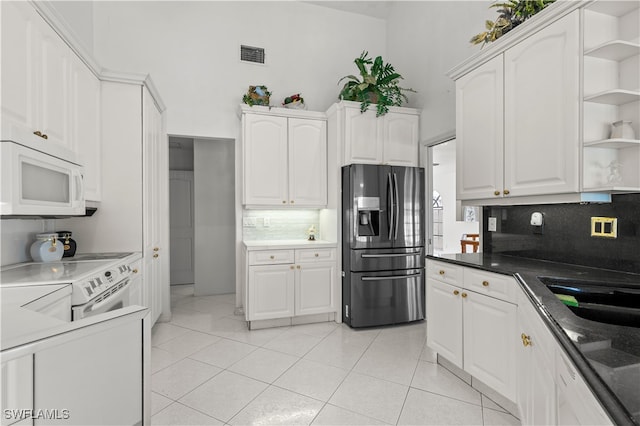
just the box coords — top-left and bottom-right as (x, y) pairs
(243, 114), (289, 206)
(34, 14), (72, 153)
(71, 54), (101, 201)
(1, 355), (33, 426)
(288, 118), (327, 207)
(248, 265), (295, 321)
(456, 55), (504, 200)
(504, 12), (580, 197)
(426, 279), (463, 368)
(0, 2), (37, 146)
(295, 262), (335, 316)
(517, 291), (557, 425)
(382, 113), (419, 166)
(343, 106), (383, 164)
(463, 291), (517, 402)
(143, 87), (166, 324)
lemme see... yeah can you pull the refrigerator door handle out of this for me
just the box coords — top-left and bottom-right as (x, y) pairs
(387, 172), (394, 240)
(361, 273), (422, 281)
(393, 172), (399, 240)
(361, 252), (422, 258)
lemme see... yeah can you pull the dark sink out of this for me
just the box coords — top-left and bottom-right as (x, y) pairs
(538, 277), (640, 328)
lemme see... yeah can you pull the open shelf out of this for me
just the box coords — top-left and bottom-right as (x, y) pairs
(584, 90), (640, 105)
(587, 1), (639, 17)
(584, 138), (640, 149)
(585, 40), (640, 61)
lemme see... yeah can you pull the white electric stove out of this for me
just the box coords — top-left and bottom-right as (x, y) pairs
(0, 252), (139, 320)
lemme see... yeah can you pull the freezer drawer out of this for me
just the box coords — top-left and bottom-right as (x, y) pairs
(350, 247), (424, 272)
(345, 268), (425, 328)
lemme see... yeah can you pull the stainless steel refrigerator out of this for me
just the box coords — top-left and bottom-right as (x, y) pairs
(342, 164), (425, 328)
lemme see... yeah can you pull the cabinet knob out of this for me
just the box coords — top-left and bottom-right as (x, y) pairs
(153, 247), (159, 252)
(290, 265), (295, 270)
(521, 333), (532, 347)
(282, 200), (287, 204)
(296, 265), (301, 269)
(482, 281), (489, 287)
(270, 255), (275, 259)
(461, 292), (468, 298)
(34, 130), (42, 137)
(132, 269), (138, 274)
(153, 253), (159, 258)
(439, 270), (445, 275)
(494, 190), (501, 196)
(42, 133), (48, 139)
(290, 200), (295, 204)
(453, 290), (460, 296)
(314, 253), (319, 257)
(503, 189), (510, 195)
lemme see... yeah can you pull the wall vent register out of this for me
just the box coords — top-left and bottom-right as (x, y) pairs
(241, 45), (266, 64)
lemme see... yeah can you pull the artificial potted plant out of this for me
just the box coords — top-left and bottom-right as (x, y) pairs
(338, 51), (415, 117)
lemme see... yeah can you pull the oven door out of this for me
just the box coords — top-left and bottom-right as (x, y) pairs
(72, 278), (131, 320)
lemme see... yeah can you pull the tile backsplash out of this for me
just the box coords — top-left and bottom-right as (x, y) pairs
(483, 193), (640, 274)
(243, 210), (320, 241)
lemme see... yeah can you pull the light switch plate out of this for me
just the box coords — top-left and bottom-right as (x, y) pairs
(591, 217), (617, 238)
(488, 217), (497, 232)
(263, 217), (270, 227)
(243, 217), (257, 227)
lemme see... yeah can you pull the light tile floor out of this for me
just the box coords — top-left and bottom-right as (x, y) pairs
(151, 285), (521, 426)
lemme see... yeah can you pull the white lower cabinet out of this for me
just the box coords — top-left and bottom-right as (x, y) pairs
(129, 259), (143, 306)
(426, 261), (517, 402)
(245, 247), (336, 322)
(1, 355), (33, 426)
(517, 290), (557, 425)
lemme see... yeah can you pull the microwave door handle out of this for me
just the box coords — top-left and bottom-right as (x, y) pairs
(73, 170), (84, 204)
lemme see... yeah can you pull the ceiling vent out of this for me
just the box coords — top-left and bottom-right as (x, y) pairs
(240, 45), (265, 64)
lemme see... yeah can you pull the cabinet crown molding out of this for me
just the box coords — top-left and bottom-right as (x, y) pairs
(326, 100), (420, 116)
(239, 104), (327, 120)
(447, 0), (590, 81)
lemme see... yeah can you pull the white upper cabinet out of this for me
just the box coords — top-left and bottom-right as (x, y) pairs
(504, 12), (580, 197)
(0, 2), (77, 163)
(71, 54), (101, 201)
(328, 101), (420, 167)
(242, 107), (327, 208)
(450, 2), (636, 204)
(243, 114), (289, 206)
(288, 118), (328, 207)
(456, 56), (504, 200)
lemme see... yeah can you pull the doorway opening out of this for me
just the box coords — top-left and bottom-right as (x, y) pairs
(168, 135), (236, 296)
(423, 136), (480, 255)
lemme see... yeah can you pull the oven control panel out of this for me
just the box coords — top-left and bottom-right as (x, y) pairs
(76, 264), (132, 302)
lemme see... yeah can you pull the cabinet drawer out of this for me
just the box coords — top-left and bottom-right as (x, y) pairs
(427, 260), (462, 285)
(248, 250), (295, 265)
(295, 248), (336, 263)
(464, 268), (517, 303)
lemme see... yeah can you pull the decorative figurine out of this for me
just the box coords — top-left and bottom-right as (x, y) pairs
(307, 225), (317, 241)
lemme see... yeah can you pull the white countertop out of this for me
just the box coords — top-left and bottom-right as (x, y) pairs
(243, 240), (337, 250)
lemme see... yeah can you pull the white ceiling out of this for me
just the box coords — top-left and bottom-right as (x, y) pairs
(305, 1), (393, 19)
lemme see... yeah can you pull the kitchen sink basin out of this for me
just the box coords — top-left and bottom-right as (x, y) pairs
(538, 277), (640, 328)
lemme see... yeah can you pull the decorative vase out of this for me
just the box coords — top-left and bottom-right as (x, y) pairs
(610, 121), (635, 139)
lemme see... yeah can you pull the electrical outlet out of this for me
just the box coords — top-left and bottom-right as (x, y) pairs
(488, 217), (497, 232)
(243, 217), (257, 227)
(591, 217), (617, 238)
(263, 217), (271, 227)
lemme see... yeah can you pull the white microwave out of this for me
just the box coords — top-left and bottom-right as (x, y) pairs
(1, 142), (85, 216)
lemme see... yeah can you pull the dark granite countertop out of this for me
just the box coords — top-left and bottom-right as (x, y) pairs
(428, 253), (640, 426)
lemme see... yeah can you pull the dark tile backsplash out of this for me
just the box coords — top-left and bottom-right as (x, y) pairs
(483, 193), (640, 274)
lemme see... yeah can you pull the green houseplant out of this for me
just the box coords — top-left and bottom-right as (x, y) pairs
(470, 0), (555, 47)
(338, 51), (415, 117)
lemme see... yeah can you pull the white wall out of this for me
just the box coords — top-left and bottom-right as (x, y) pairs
(92, 1), (387, 139)
(386, 1), (494, 142)
(193, 138), (235, 295)
(44, 0), (95, 54)
(0, 219), (54, 266)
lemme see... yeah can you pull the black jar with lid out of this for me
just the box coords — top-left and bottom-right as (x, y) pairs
(57, 231), (77, 257)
